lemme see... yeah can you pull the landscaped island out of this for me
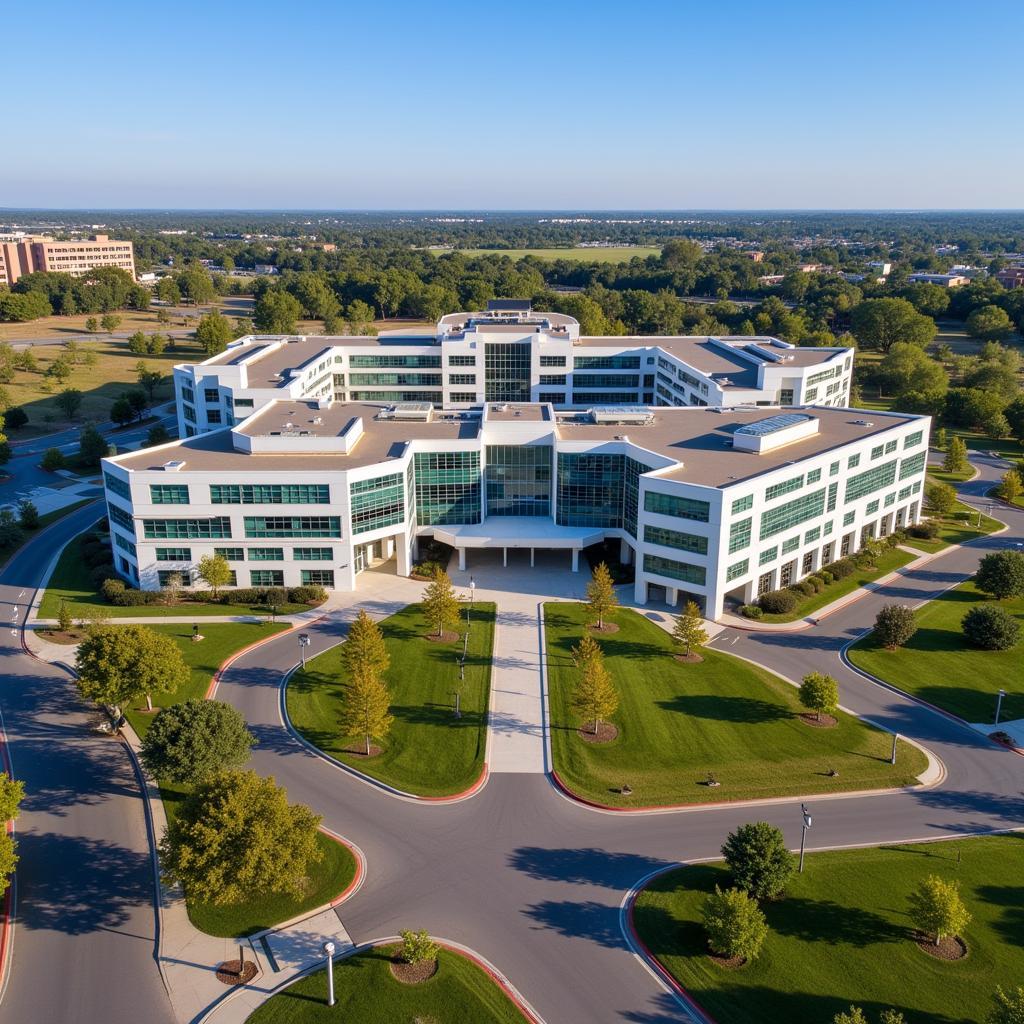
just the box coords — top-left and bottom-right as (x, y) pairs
(545, 603), (927, 807)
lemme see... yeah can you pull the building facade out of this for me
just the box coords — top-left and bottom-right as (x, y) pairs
(171, 302), (854, 438)
(0, 234), (135, 286)
(104, 398), (928, 620)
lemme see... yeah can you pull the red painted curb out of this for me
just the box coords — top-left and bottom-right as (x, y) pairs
(320, 829), (364, 908)
(415, 764), (489, 802)
(435, 943), (542, 1024)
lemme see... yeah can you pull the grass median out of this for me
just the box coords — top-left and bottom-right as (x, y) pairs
(545, 603), (927, 807)
(633, 834), (1024, 1024)
(287, 602), (495, 797)
(847, 579), (1024, 723)
(248, 945), (528, 1023)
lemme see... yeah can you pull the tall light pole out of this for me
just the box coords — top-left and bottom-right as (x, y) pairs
(995, 688), (1007, 726)
(298, 632), (311, 669)
(467, 576), (476, 628)
(799, 803), (812, 873)
(322, 940), (336, 1006)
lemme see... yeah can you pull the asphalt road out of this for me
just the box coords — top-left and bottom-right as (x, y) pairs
(210, 450), (1024, 1023)
(0, 501), (173, 1023)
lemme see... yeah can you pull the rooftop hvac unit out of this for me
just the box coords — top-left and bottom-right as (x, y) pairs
(852, 419), (875, 426)
(162, 460), (186, 471)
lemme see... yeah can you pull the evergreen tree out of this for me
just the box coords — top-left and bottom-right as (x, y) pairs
(57, 599), (73, 633)
(586, 561), (618, 629)
(571, 640), (618, 735)
(421, 569), (461, 638)
(672, 600), (708, 657)
(342, 609), (390, 678)
(340, 663), (393, 756)
(721, 821), (794, 901)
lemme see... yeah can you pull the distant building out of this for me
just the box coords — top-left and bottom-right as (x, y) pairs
(868, 261), (892, 276)
(744, 250), (765, 262)
(253, 264), (279, 275)
(758, 274), (785, 286)
(906, 272), (969, 288)
(995, 266), (1024, 289)
(0, 233), (135, 287)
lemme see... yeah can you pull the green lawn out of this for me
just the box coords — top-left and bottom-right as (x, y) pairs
(902, 475), (1003, 552)
(847, 580), (1024, 723)
(429, 245), (661, 263)
(39, 525), (312, 619)
(544, 604), (926, 807)
(633, 834), (1024, 1024)
(114, 621), (357, 937)
(758, 548), (916, 623)
(287, 602), (495, 797)
(248, 946), (528, 1024)
(0, 498), (98, 568)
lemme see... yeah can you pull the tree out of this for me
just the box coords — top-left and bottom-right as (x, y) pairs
(799, 672), (839, 722)
(17, 498), (39, 530)
(254, 290), (302, 334)
(45, 357), (72, 383)
(156, 307), (173, 326)
(0, 290), (51, 322)
(126, 388), (148, 421)
(85, 316), (99, 333)
(196, 553), (232, 598)
(342, 609), (390, 678)
(340, 663), (393, 756)
(721, 821), (794, 901)
(850, 298), (937, 352)
(155, 277), (181, 305)
(672, 600), (708, 657)
(195, 311), (234, 356)
(997, 470), (1022, 504)
(345, 300), (376, 335)
(421, 569), (461, 638)
(78, 423), (110, 466)
(909, 874), (971, 946)
(0, 773), (23, 898)
(100, 314), (121, 333)
(57, 599), (73, 632)
(4, 407), (27, 430)
(967, 304), (1013, 342)
(147, 424), (171, 447)
(0, 508), (21, 548)
(55, 388), (83, 420)
(127, 330), (149, 355)
(571, 637), (618, 735)
(147, 332), (168, 355)
(140, 699), (255, 784)
(975, 551), (1024, 600)
(701, 886), (768, 961)
(159, 769), (322, 904)
(943, 436), (968, 475)
(65, 339), (82, 364)
(874, 604), (918, 650)
(110, 397), (134, 428)
(961, 605), (1021, 651)
(75, 624), (190, 713)
(989, 986), (1024, 1024)
(833, 1009), (869, 1024)
(586, 561), (618, 630)
(925, 479), (957, 516)
(875, 343), (948, 412)
(399, 929), (440, 965)
(135, 362), (164, 400)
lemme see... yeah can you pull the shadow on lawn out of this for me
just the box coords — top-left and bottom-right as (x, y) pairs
(976, 883), (1024, 944)
(768, 896), (900, 947)
(657, 693), (792, 724)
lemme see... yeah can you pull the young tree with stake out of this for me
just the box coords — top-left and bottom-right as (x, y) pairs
(586, 561), (618, 630)
(421, 568), (461, 638)
(342, 609), (390, 678)
(340, 663), (393, 756)
(672, 600), (708, 658)
(571, 636), (618, 735)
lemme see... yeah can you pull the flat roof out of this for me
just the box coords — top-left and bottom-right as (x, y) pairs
(485, 403), (551, 422)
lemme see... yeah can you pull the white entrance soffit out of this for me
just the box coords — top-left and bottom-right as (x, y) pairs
(433, 517), (605, 549)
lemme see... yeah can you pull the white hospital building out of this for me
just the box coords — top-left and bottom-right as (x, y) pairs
(102, 305), (928, 620)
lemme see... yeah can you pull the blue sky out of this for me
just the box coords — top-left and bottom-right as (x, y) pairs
(5, 0), (1023, 209)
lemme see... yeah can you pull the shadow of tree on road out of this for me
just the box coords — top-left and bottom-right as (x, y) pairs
(510, 846), (669, 889)
(522, 898), (624, 948)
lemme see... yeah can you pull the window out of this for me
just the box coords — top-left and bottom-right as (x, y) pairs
(572, 392), (642, 405)
(207, 409), (222, 424)
(729, 518), (752, 554)
(300, 569), (335, 587)
(113, 532), (137, 557)
(573, 355), (641, 369)
(486, 446), (551, 518)
(830, 461), (839, 476)
(293, 547), (332, 561)
(904, 430), (923, 448)
(643, 554), (706, 586)
(539, 355), (566, 367)
(450, 392), (477, 403)
(150, 484), (190, 504)
(349, 372), (443, 386)
(846, 459), (899, 503)
(848, 453), (860, 469)
(573, 374), (640, 389)
(826, 482), (838, 512)
(448, 374), (476, 385)
(765, 475), (804, 502)
(804, 526), (821, 543)
(759, 546), (777, 565)
(214, 547), (245, 561)
(884, 439), (898, 454)
(802, 552), (814, 574)
(143, 517), (231, 539)
(726, 559), (749, 582)
(204, 388), (219, 402)
(782, 536), (800, 554)
(759, 488), (826, 540)
(485, 342), (531, 403)
(448, 355), (476, 366)
(644, 491), (711, 523)
(899, 451), (926, 480)
(843, 510), (855, 526)
(243, 516), (340, 538)
(871, 445), (884, 460)
(350, 473), (405, 533)
(183, 404), (196, 424)
(210, 484), (329, 504)
(103, 472), (131, 500)
(181, 385), (195, 405)
(884, 492), (896, 507)
(155, 547), (191, 561)
(807, 468), (822, 484)
(107, 501), (134, 532)
(557, 453), (623, 528)
(866, 500), (880, 515)
(158, 570), (191, 587)
(780, 389), (794, 406)
(644, 525), (708, 555)
(731, 494), (753, 514)
(249, 570), (284, 587)
(233, 398), (254, 409)
(824, 520), (833, 535)
(538, 392), (564, 404)
(415, 451), (482, 526)
(349, 355), (441, 368)
(539, 374), (567, 385)
(250, 547), (284, 561)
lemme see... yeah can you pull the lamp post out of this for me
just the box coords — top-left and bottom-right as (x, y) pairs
(298, 632), (311, 669)
(995, 688), (1007, 726)
(322, 940), (336, 1007)
(890, 732), (899, 765)
(467, 576), (476, 628)
(799, 803), (812, 873)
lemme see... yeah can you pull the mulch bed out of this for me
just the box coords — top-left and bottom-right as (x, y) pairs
(344, 743), (383, 758)
(578, 722), (618, 743)
(674, 652), (704, 663)
(799, 713), (838, 728)
(389, 957), (439, 984)
(424, 630), (460, 643)
(40, 630), (85, 646)
(588, 622), (620, 634)
(707, 952), (747, 970)
(215, 959), (258, 985)
(915, 933), (967, 961)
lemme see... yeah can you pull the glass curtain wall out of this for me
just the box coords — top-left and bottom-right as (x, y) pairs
(484, 343), (531, 402)
(485, 445), (551, 517)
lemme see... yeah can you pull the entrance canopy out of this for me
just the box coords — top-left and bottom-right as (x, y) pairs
(433, 517), (604, 550)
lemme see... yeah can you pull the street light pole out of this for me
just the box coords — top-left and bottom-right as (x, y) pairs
(322, 940), (336, 1006)
(799, 803), (812, 873)
(995, 688), (1006, 726)
(890, 732), (899, 765)
(298, 632), (311, 669)
(468, 576), (476, 629)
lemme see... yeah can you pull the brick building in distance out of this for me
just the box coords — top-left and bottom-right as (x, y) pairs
(0, 234), (136, 287)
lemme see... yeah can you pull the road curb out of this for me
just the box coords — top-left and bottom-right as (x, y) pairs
(0, 706), (17, 1008)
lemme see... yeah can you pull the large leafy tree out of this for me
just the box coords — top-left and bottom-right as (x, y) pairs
(721, 821), (794, 901)
(989, 986), (1024, 1024)
(159, 770), (322, 904)
(75, 625), (189, 712)
(254, 290), (302, 334)
(850, 297), (937, 352)
(194, 311), (234, 355)
(966, 304), (1013, 342)
(975, 551), (1024, 601)
(585, 562), (618, 630)
(140, 699), (254, 784)
(196, 553), (232, 597)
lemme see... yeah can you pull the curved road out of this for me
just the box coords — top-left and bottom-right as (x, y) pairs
(211, 450), (1024, 1023)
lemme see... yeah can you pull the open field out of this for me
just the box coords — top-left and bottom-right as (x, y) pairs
(0, 307), (184, 343)
(248, 946), (528, 1024)
(633, 834), (1024, 1024)
(287, 602), (495, 797)
(544, 604), (925, 806)
(847, 579), (1024, 723)
(429, 245), (661, 263)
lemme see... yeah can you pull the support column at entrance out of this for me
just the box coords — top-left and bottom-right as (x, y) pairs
(385, 536), (395, 559)
(619, 537), (633, 565)
(666, 586), (679, 607)
(571, 549), (579, 572)
(503, 547), (508, 567)
(458, 547), (466, 571)
(530, 548), (535, 567)
(397, 536), (412, 577)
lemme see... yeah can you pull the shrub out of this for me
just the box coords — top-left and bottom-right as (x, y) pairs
(100, 578), (126, 602)
(962, 605), (1021, 651)
(101, 580), (160, 606)
(40, 448), (66, 471)
(701, 885), (768, 961)
(874, 604), (917, 649)
(975, 551), (1024, 601)
(261, 586), (289, 607)
(908, 519), (939, 539)
(759, 590), (798, 614)
(412, 560), (443, 579)
(825, 559), (855, 579)
(790, 580), (814, 597)
(287, 585), (327, 605)
(739, 604), (763, 619)
(721, 821), (794, 901)
(805, 575), (825, 592)
(4, 407), (28, 430)
(399, 929), (440, 965)
(819, 570), (834, 585)
(799, 671), (839, 721)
